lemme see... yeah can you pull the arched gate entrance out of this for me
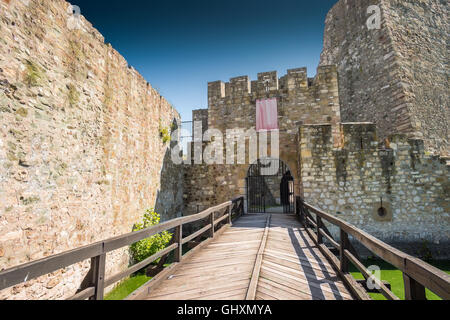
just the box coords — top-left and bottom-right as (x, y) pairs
(246, 158), (295, 213)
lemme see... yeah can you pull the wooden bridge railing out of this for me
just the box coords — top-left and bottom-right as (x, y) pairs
(296, 197), (450, 301)
(0, 196), (245, 300)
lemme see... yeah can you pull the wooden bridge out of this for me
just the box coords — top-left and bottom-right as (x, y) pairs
(1, 197), (449, 300)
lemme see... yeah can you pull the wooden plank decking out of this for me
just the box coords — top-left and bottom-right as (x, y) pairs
(132, 214), (353, 300)
(1, 197), (448, 300)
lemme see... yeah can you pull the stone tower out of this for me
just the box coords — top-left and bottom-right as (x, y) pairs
(320, 0), (449, 156)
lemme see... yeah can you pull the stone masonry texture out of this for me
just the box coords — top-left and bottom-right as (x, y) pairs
(0, 0), (182, 299)
(320, 0), (449, 156)
(0, 0), (449, 300)
(184, 0), (449, 258)
(184, 66), (342, 215)
(299, 123), (449, 258)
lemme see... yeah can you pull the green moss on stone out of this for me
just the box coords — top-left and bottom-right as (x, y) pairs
(68, 39), (84, 61)
(16, 107), (28, 117)
(68, 39), (87, 79)
(0, 106), (10, 113)
(24, 60), (44, 87)
(56, 162), (68, 175)
(9, 128), (25, 140)
(7, 152), (18, 162)
(22, 196), (41, 206)
(96, 180), (110, 186)
(17, 152), (26, 161)
(67, 84), (80, 106)
(101, 164), (107, 176)
(7, 142), (16, 151)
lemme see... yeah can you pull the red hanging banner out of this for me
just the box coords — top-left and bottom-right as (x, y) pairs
(256, 98), (279, 132)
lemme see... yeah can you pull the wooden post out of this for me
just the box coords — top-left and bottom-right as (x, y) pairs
(340, 229), (349, 273)
(228, 204), (233, 226)
(210, 211), (215, 238)
(300, 206), (304, 225)
(175, 225), (183, 263)
(317, 216), (323, 244)
(299, 201), (305, 225)
(403, 273), (426, 300)
(90, 253), (106, 300)
(294, 197), (297, 218)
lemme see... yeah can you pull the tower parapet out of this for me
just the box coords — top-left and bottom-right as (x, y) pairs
(256, 71), (279, 93)
(229, 76), (251, 96)
(205, 66), (342, 147)
(207, 66), (339, 100)
(284, 67), (308, 90)
(208, 81), (225, 99)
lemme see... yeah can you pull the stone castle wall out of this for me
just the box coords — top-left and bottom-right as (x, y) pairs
(1, 0), (448, 300)
(183, 0), (450, 258)
(207, 66), (341, 143)
(299, 123), (450, 258)
(320, 0), (449, 155)
(184, 66), (341, 215)
(0, 0), (183, 299)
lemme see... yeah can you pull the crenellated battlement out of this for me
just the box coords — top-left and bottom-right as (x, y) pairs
(208, 66), (338, 100)
(187, 0), (450, 261)
(227, 76), (251, 96)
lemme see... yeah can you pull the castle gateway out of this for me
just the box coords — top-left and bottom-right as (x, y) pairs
(183, 0), (449, 259)
(183, 62), (449, 259)
(0, 0), (448, 300)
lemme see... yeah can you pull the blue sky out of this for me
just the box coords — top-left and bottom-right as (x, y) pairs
(71, 0), (338, 122)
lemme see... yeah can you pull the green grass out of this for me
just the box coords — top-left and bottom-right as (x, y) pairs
(105, 273), (152, 300)
(104, 260), (176, 300)
(349, 259), (450, 300)
(105, 242), (202, 300)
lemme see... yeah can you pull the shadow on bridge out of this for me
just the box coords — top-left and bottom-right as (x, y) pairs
(289, 228), (344, 300)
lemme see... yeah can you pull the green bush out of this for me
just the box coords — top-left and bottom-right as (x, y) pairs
(159, 127), (171, 144)
(158, 119), (172, 144)
(130, 209), (172, 264)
